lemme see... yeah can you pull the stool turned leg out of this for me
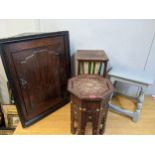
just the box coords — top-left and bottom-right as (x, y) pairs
(113, 81), (118, 97)
(109, 78), (116, 103)
(133, 87), (144, 122)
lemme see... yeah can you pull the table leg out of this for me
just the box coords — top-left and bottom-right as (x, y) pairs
(132, 87), (144, 122)
(78, 111), (86, 135)
(92, 111), (101, 135)
(99, 104), (109, 134)
(99, 117), (106, 135)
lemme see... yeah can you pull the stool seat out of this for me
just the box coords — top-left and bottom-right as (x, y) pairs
(68, 75), (113, 135)
(108, 68), (154, 86)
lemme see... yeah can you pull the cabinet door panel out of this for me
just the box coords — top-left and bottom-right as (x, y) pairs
(0, 32), (71, 127)
(12, 48), (61, 119)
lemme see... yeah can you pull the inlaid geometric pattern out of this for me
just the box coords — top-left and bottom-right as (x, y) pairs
(68, 75), (113, 100)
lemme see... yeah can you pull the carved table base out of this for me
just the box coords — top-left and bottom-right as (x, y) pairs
(71, 94), (110, 135)
(68, 75), (114, 135)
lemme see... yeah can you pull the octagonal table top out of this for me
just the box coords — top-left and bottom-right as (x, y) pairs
(68, 75), (113, 100)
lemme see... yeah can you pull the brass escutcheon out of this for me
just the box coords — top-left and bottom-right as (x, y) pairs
(82, 108), (86, 111)
(96, 108), (100, 112)
(79, 107), (82, 111)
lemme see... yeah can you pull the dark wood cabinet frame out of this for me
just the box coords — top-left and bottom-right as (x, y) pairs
(0, 31), (71, 127)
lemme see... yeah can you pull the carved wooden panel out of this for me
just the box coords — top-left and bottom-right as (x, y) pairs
(0, 32), (71, 127)
(12, 48), (61, 120)
(70, 95), (110, 135)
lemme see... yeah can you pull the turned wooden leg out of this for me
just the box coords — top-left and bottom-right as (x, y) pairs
(132, 87), (144, 122)
(109, 78), (117, 100)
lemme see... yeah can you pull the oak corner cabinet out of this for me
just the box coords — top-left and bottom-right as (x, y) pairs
(0, 31), (71, 127)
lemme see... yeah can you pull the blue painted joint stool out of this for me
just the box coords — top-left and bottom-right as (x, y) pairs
(108, 68), (154, 122)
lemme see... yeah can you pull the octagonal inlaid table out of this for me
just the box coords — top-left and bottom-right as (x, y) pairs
(68, 75), (114, 135)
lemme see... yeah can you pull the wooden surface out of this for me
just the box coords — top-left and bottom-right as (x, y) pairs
(14, 95), (155, 135)
(0, 31), (71, 127)
(68, 75), (113, 100)
(76, 50), (108, 61)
